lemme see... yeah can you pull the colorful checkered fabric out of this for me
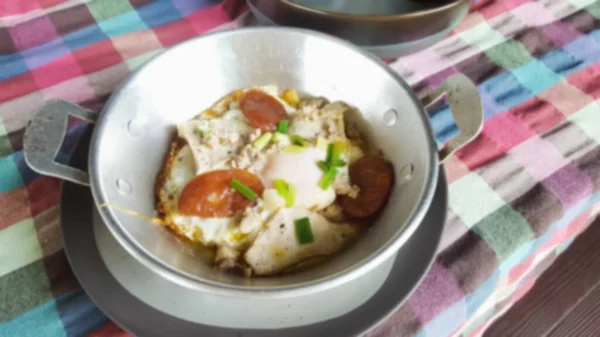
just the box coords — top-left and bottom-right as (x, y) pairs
(0, 0), (599, 336)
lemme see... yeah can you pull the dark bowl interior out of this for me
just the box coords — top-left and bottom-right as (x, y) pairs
(287, 0), (451, 16)
(248, 0), (470, 46)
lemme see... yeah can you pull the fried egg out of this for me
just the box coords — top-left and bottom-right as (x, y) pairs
(156, 86), (365, 275)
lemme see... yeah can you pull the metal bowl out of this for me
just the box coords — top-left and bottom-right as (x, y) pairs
(23, 27), (482, 299)
(248, 0), (470, 47)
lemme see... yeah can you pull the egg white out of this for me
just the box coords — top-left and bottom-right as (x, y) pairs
(157, 86), (364, 273)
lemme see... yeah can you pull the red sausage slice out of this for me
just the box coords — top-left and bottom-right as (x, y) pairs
(239, 90), (288, 131)
(178, 169), (265, 217)
(339, 155), (394, 219)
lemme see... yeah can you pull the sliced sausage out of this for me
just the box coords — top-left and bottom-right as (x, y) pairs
(339, 155), (394, 218)
(178, 169), (265, 217)
(239, 90), (288, 131)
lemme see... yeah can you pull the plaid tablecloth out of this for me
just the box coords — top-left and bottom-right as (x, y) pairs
(1, 0), (600, 336)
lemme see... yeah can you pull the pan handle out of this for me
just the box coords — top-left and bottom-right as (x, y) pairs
(419, 74), (483, 163)
(24, 100), (97, 186)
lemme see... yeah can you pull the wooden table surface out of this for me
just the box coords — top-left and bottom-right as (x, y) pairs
(485, 217), (600, 337)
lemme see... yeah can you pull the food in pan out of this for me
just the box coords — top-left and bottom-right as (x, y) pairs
(156, 86), (394, 277)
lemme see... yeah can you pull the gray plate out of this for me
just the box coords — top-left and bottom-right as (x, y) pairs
(61, 127), (448, 336)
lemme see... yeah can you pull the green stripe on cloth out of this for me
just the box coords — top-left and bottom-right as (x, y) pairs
(568, 102), (600, 143)
(0, 155), (23, 193)
(0, 260), (53, 323)
(485, 39), (534, 69)
(473, 205), (536, 260)
(87, 0), (136, 22)
(0, 122), (12, 157)
(126, 49), (161, 70)
(449, 172), (507, 227)
(0, 219), (42, 278)
(587, 1), (600, 18)
(0, 299), (66, 337)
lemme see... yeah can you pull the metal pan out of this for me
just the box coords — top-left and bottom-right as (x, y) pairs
(59, 126), (448, 335)
(23, 27), (482, 300)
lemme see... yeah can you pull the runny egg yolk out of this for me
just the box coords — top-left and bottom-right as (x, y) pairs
(259, 147), (336, 211)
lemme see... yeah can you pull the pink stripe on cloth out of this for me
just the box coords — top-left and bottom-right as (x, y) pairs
(509, 136), (570, 181)
(0, 1), (40, 17)
(543, 164), (594, 209)
(186, 3), (232, 33)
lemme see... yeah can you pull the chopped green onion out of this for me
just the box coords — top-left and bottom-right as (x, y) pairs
(335, 160), (347, 167)
(252, 132), (273, 150)
(194, 127), (210, 136)
(290, 135), (310, 148)
(323, 142), (345, 170)
(283, 145), (305, 153)
(230, 179), (258, 200)
(273, 132), (290, 144)
(325, 143), (334, 165)
(317, 160), (328, 172)
(287, 183), (297, 207)
(333, 141), (346, 154)
(294, 217), (314, 244)
(277, 120), (289, 134)
(319, 167), (338, 190)
(330, 143), (342, 167)
(273, 179), (296, 207)
(274, 179), (287, 195)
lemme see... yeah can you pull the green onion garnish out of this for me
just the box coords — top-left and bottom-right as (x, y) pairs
(335, 160), (347, 167)
(273, 132), (289, 144)
(283, 145), (305, 153)
(252, 132), (273, 150)
(330, 142), (342, 166)
(325, 143), (334, 166)
(194, 127), (210, 136)
(319, 167), (338, 190)
(273, 179), (296, 206)
(294, 217), (314, 244)
(290, 135), (310, 148)
(317, 160), (328, 172)
(277, 120), (289, 134)
(230, 179), (258, 200)
(287, 183), (297, 207)
(322, 142), (345, 171)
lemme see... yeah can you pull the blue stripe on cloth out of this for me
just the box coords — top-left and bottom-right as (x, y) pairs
(465, 269), (500, 316)
(539, 31), (600, 77)
(172, 0), (215, 16)
(0, 301), (66, 337)
(0, 154), (24, 193)
(498, 239), (534, 275)
(416, 297), (468, 337)
(62, 25), (109, 51)
(98, 11), (149, 37)
(137, 0), (184, 28)
(482, 71), (533, 110)
(511, 60), (564, 95)
(563, 35), (600, 69)
(0, 53), (29, 81)
(13, 151), (39, 186)
(55, 290), (109, 337)
(556, 238), (575, 254)
(530, 219), (558, 252)
(21, 39), (71, 69)
(539, 48), (585, 77)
